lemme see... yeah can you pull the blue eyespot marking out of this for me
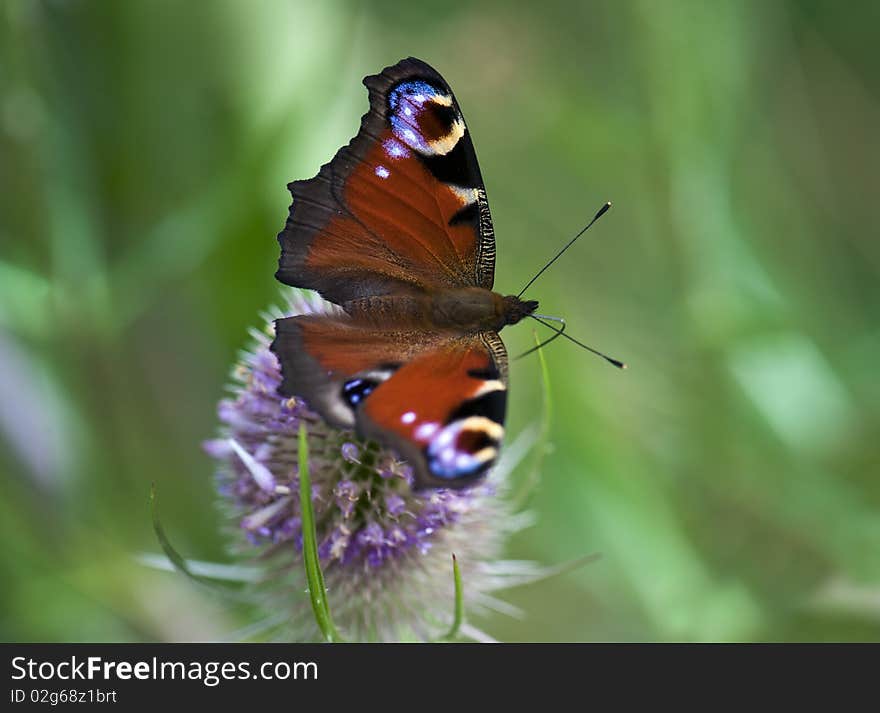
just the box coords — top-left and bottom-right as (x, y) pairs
(375, 165), (390, 179)
(387, 79), (454, 155)
(388, 80), (439, 111)
(428, 446), (485, 479)
(342, 377), (376, 408)
(391, 115), (428, 153)
(383, 138), (410, 159)
(340, 367), (401, 411)
(425, 418), (500, 480)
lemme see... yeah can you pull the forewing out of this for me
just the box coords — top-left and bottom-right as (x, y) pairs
(275, 57), (496, 305)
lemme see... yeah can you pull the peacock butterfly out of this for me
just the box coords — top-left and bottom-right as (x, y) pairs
(270, 57), (541, 490)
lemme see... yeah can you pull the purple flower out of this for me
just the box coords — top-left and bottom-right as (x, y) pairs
(340, 442), (360, 463)
(204, 289), (536, 642)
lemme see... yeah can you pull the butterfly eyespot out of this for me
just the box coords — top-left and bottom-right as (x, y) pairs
(340, 366), (399, 409)
(388, 80), (440, 110)
(388, 79), (463, 157)
(425, 416), (503, 480)
(342, 377), (378, 408)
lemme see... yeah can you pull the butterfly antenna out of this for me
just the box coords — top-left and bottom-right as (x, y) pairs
(514, 314), (569, 359)
(517, 201), (612, 298)
(530, 314), (627, 369)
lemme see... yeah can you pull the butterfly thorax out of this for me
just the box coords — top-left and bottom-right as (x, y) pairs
(342, 289), (538, 333)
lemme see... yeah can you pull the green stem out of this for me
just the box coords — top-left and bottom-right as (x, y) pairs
(438, 554), (465, 642)
(298, 423), (343, 643)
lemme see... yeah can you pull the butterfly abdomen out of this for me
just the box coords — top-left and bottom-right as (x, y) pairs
(343, 289), (537, 333)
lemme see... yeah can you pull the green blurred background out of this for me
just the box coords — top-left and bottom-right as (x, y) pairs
(2, 0), (879, 642)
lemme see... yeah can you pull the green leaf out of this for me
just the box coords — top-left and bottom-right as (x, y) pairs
(298, 423), (343, 643)
(135, 553), (262, 582)
(148, 483), (251, 602)
(518, 552), (603, 586)
(150, 482), (198, 580)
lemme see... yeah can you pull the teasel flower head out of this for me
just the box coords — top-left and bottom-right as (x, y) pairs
(203, 289), (537, 642)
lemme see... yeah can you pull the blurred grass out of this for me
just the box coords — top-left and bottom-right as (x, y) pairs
(1, 0), (879, 641)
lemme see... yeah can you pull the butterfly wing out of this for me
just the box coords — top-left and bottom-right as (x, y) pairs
(276, 57), (496, 305)
(271, 315), (508, 489)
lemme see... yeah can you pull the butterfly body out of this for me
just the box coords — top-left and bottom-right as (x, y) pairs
(271, 57), (536, 489)
(342, 289), (537, 333)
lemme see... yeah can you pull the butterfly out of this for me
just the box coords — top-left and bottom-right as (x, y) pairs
(270, 57), (540, 490)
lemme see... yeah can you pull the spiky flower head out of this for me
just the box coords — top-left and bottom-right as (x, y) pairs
(204, 289), (535, 642)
